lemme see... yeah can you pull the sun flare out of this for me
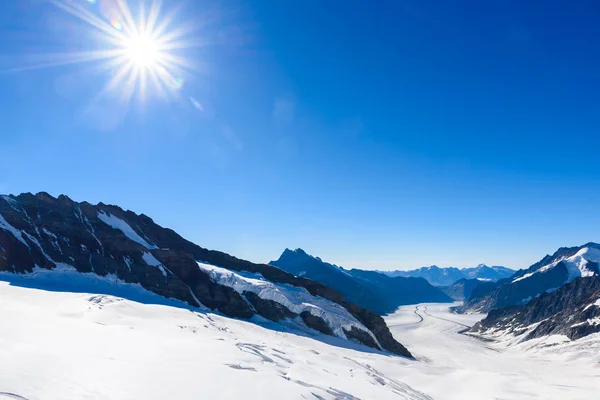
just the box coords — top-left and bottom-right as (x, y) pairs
(39, 0), (196, 104)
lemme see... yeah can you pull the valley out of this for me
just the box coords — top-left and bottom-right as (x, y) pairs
(2, 274), (598, 400)
(387, 303), (600, 400)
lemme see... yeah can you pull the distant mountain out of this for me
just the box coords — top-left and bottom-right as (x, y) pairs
(462, 265), (515, 281)
(270, 249), (452, 315)
(469, 276), (600, 342)
(381, 264), (514, 287)
(460, 243), (600, 313)
(439, 278), (483, 301)
(0, 192), (411, 357)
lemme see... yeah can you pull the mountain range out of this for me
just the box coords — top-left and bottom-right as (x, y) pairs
(439, 278), (484, 301)
(460, 242), (600, 313)
(381, 264), (515, 286)
(469, 276), (600, 342)
(0, 192), (411, 357)
(270, 248), (452, 315)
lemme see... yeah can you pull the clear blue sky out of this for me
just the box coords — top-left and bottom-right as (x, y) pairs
(1, 0), (599, 271)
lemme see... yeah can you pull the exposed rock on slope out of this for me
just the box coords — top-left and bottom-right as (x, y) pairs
(270, 248), (452, 315)
(460, 243), (600, 313)
(0, 192), (411, 357)
(469, 276), (600, 341)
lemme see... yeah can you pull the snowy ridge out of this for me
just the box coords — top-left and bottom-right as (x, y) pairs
(142, 252), (168, 277)
(97, 211), (158, 249)
(0, 214), (29, 248)
(513, 245), (600, 283)
(198, 262), (378, 344)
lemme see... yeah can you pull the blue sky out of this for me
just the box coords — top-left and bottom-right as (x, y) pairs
(1, 0), (599, 271)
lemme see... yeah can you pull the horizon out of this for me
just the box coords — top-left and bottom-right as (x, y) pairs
(2, 190), (594, 272)
(2, 0), (599, 271)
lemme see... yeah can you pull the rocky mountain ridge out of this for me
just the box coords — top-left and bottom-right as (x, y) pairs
(270, 248), (452, 315)
(0, 192), (411, 357)
(460, 243), (600, 313)
(382, 264), (514, 286)
(469, 276), (600, 342)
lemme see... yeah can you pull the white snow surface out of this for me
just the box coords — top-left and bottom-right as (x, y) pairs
(0, 214), (29, 248)
(513, 245), (600, 283)
(97, 211), (157, 249)
(142, 252), (168, 277)
(198, 262), (376, 343)
(387, 303), (600, 400)
(2, 282), (599, 400)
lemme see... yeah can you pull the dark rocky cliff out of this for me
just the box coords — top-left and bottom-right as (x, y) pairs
(0, 192), (412, 358)
(470, 276), (600, 341)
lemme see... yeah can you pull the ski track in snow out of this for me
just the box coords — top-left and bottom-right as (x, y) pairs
(386, 302), (600, 400)
(0, 394), (29, 400)
(1, 277), (599, 400)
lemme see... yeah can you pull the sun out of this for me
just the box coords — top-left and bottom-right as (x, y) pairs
(123, 33), (162, 68)
(37, 0), (196, 103)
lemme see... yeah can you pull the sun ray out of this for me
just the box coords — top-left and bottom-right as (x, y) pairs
(49, 0), (126, 42)
(3, 0), (203, 112)
(0, 49), (125, 74)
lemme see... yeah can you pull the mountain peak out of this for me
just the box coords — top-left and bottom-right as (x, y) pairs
(0, 192), (412, 357)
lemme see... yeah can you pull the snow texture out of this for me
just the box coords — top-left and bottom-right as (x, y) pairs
(2, 278), (599, 400)
(142, 252), (168, 277)
(0, 214), (29, 248)
(97, 211), (157, 249)
(198, 262), (377, 343)
(513, 245), (600, 283)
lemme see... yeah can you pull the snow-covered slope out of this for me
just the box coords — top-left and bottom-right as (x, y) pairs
(198, 262), (379, 344)
(3, 275), (599, 400)
(0, 192), (411, 356)
(386, 303), (600, 400)
(461, 243), (600, 313)
(0, 274), (427, 400)
(469, 276), (600, 342)
(513, 244), (600, 283)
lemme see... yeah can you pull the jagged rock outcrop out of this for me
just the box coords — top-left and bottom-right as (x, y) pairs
(460, 243), (600, 313)
(270, 248), (452, 315)
(470, 276), (600, 341)
(0, 192), (412, 358)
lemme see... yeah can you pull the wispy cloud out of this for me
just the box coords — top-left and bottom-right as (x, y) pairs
(272, 97), (295, 125)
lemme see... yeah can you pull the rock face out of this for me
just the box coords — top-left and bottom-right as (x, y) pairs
(460, 243), (600, 313)
(380, 264), (515, 287)
(470, 276), (600, 341)
(0, 192), (412, 358)
(270, 248), (452, 315)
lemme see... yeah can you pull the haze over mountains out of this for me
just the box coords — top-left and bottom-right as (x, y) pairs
(382, 265), (515, 286)
(270, 248), (452, 315)
(460, 242), (600, 313)
(2, 192), (600, 399)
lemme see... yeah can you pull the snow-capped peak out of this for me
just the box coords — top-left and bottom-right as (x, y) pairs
(514, 244), (600, 283)
(539, 245), (600, 280)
